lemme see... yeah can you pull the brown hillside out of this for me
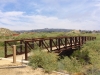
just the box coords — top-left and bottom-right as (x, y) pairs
(0, 28), (16, 36)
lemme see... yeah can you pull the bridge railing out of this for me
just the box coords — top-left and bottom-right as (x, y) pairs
(4, 36), (96, 60)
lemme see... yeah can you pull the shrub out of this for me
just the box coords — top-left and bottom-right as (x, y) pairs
(71, 50), (90, 64)
(40, 34), (47, 38)
(0, 47), (4, 57)
(29, 50), (58, 72)
(0, 41), (4, 46)
(85, 66), (100, 75)
(58, 57), (83, 73)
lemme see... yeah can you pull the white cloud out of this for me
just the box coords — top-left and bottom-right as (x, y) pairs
(4, 11), (24, 17)
(0, 11), (23, 17)
(0, 11), (99, 30)
(0, 0), (100, 30)
(95, 3), (100, 7)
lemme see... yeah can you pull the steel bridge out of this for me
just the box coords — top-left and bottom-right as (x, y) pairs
(4, 36), (96, 60)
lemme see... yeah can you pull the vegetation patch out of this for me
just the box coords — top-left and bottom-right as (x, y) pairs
(0, 30), (100, 74)
(29, 50), (58, 72)
(71, 50), (90, 64)
(28, 33), (100, 74)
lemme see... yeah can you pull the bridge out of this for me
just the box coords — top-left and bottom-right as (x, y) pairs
(4, 36), (96, 60)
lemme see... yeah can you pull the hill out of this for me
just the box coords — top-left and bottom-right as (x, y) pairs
(0, 28), (16, 36)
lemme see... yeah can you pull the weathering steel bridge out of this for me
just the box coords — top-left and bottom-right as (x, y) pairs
(4, 36), (96, 60)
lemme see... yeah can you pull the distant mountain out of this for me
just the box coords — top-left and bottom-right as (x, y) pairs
(14, 28), (73, 33)
(31, 28), (73, 32)
(6, 28), (99, 33)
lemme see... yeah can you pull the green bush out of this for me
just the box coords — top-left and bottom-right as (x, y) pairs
(71, 50), (90, 64)
(28, 49), (84, 73)
(85, 66), (100, 75)
(29, 50), (58, 72)
(58, 57), (83, 73)
(0, 48), (4, 57)
(0, 41), (4, 46)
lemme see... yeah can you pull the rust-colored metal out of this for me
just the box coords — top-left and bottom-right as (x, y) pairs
(25, 41), (28, 60)
(4, 41), (7, 58)
(4, 36), (96, 60)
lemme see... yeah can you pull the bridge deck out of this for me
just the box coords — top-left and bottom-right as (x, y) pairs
(4, 36), (96, 60)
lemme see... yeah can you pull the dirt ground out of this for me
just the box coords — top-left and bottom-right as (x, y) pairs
(0, 58), (69, 75)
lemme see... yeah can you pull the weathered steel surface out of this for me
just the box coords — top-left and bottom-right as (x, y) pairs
(4, 36), (96, 60)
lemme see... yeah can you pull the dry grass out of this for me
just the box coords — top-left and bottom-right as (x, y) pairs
(0, 59), (69, 75)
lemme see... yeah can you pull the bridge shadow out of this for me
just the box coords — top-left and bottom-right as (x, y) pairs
(58, 48), (79, 58)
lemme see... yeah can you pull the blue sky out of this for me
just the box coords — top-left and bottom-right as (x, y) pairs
(0, 0), (100, 30)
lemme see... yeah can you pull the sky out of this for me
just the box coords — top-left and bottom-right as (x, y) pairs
(0, 0), (100, 30)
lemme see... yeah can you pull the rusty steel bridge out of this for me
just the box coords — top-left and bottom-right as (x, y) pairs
(4, 36), (96, 60)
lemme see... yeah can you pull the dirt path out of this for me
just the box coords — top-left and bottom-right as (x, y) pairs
(0, 57), (70, 75)
(0, 48), (70, 75)
(0, 65), (70, 75)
